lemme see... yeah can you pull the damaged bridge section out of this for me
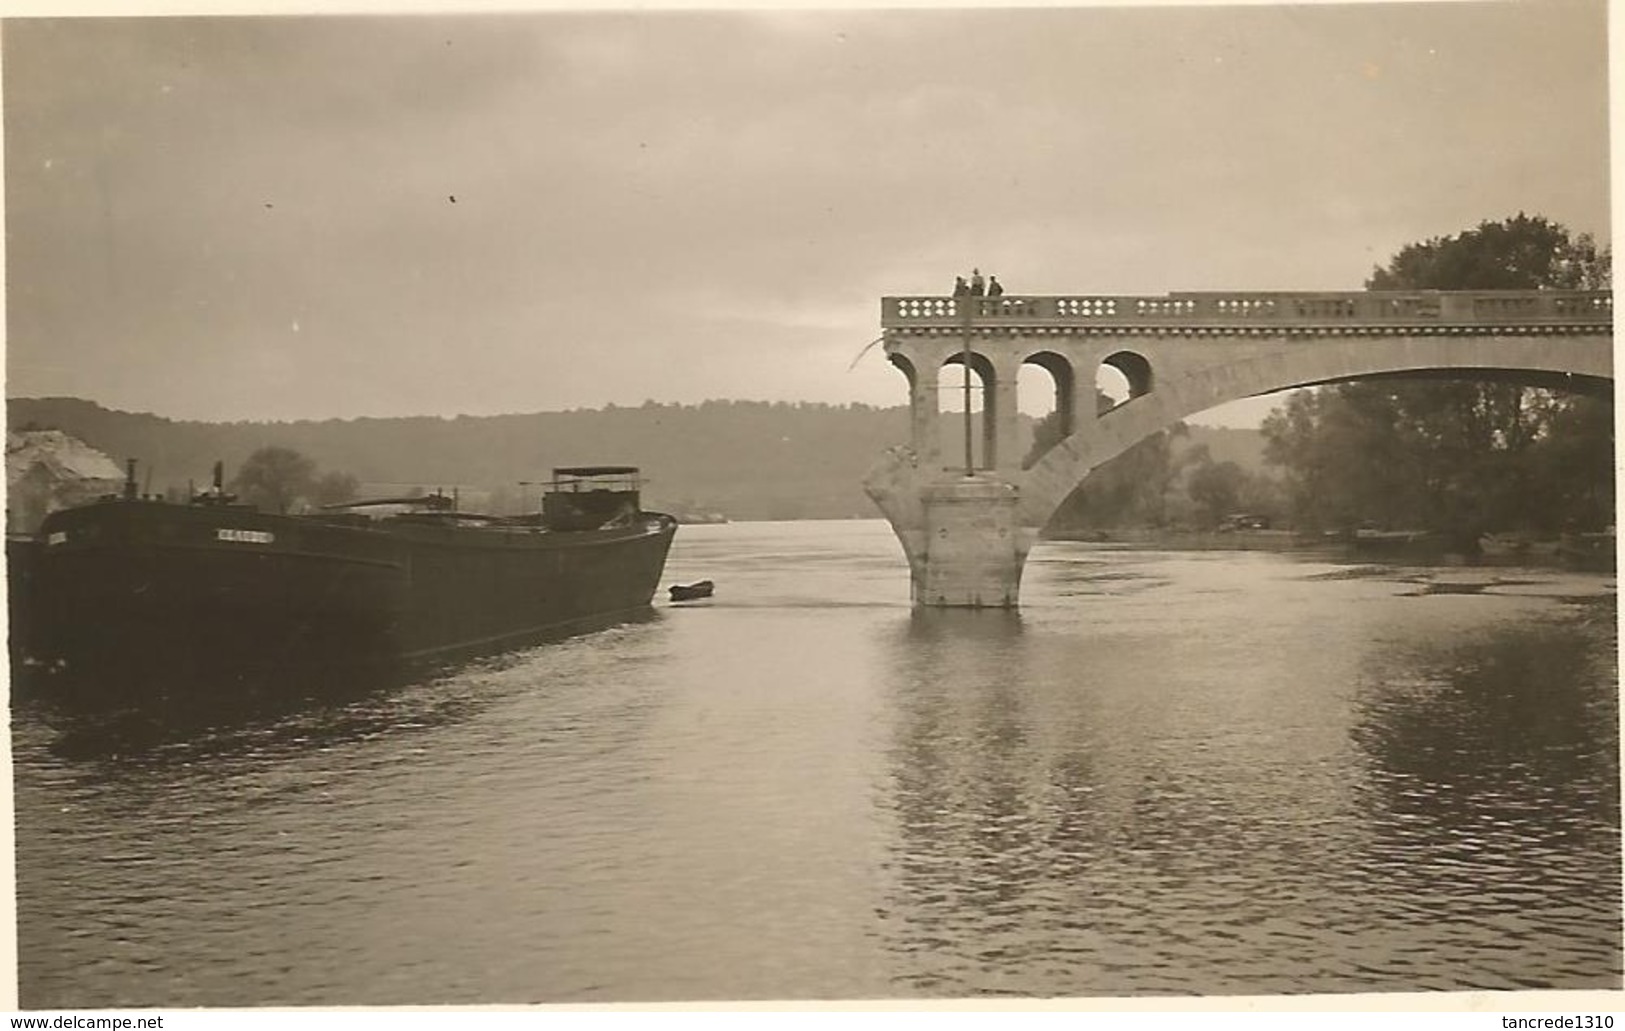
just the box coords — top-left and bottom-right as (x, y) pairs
(863, 289), (1614, 607)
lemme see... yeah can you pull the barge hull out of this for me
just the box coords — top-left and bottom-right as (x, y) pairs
(26, 499), (676, 699)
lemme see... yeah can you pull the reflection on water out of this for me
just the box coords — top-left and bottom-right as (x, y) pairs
(21, 610), (664, 762)
(1346, 613), (1620, 990)
(874, 551), (1619, 997)
(15, 613), (682, 1007)
(11, 523), (1620, 1005)
(884, 610), (1094, 997)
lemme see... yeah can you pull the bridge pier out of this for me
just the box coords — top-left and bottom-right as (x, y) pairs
(916, 476), (1030, 607)
(864, 450), (1036, 608)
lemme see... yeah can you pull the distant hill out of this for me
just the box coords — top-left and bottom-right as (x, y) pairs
(6, 397), (1268, 521)
(6, 397), (914, 521)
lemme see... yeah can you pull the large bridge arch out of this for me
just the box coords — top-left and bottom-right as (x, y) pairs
(1017, 333), (1614, 526)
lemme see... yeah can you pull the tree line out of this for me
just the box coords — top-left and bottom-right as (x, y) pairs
(1033, 420), (1286, 533)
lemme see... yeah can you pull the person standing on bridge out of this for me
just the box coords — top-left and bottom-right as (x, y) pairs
(987, 275), (1004, 297)
(953, 275), (969, 297)
(969, 268), (985, 296)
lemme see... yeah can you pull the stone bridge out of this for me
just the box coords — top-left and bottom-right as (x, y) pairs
(862, 289), (1614, 607)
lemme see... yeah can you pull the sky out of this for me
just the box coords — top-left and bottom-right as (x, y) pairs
(2, 2), (1612, 428)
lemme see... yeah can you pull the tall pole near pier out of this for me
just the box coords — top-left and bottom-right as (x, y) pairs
(961, 299), (974, 475)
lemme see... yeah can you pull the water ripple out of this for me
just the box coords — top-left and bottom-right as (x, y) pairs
(13, 526), (1619, 1004)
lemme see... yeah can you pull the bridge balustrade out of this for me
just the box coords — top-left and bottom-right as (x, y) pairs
(884, 290), (1612, 329)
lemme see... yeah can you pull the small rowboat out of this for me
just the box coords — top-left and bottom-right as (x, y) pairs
(669, 580), (714, 602)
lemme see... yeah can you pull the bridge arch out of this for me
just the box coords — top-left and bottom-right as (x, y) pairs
(885, 351), (940, 473)
(886, 351), (919, 391)
(938, 350), (999, 469)
(1098, 350), (1154, 411)
(1019, 350), (1077, 441)
(1018, 338), (1614, 526)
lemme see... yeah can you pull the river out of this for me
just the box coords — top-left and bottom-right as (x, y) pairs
(10, 519), (1619, 1005)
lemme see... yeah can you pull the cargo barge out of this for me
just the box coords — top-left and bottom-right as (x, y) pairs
(19, 464), (676, 698)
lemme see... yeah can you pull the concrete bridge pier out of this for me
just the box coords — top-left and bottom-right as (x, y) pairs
(865, 451), (1035, 607)
(917, 476), (1030, 607)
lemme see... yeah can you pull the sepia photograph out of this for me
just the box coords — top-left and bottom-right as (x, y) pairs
(3, 0), (1617, 1012)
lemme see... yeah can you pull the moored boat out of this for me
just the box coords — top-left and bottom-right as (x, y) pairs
(24, 464), (676, 699)
(668, 580), (714, 602)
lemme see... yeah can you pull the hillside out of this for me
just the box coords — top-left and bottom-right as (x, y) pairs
(7, 397), (914, 521)
(7, 397), (1270, 521)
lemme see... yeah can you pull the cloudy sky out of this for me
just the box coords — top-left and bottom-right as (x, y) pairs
(3, 3), (1611, 427)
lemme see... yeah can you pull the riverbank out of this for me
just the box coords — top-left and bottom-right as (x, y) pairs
(1044, 527), (1306, 551)
(1042, 527), (1616, 572)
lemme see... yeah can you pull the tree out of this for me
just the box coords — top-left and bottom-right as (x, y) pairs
(1053, 422), (1191, 529)
(230, 446), (317, 514)
(1264, 214), (1612, 545)
(1262, 386), (1427, 533)
(1187, 459), (1247, 529)
(1523, 395), (1615, 533)
(311, 470), (360, 508)
(1368, 214), (1610, 292)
